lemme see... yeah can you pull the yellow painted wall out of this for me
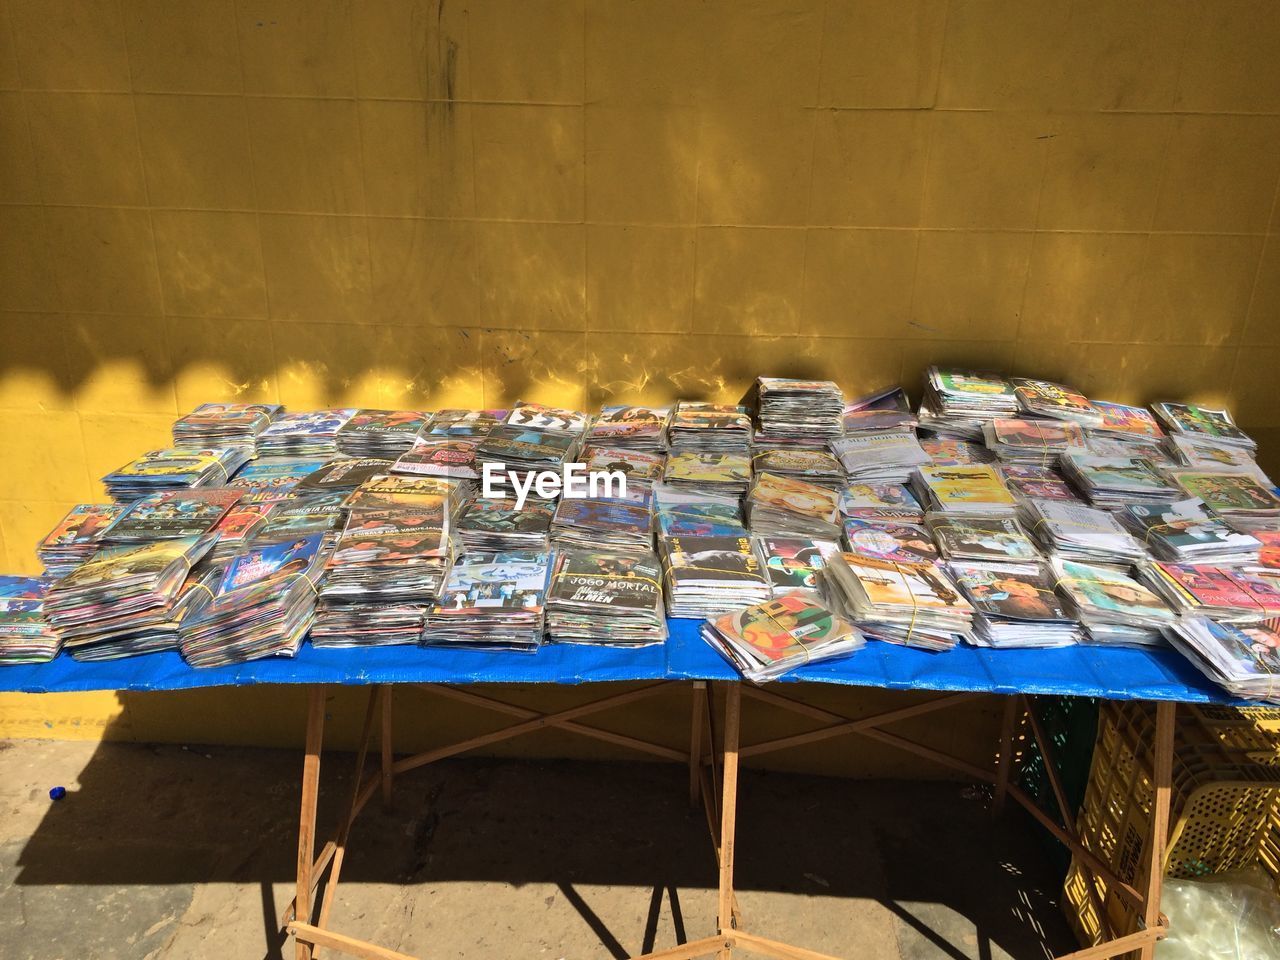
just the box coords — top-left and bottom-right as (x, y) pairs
(1, 1), (1278, 764)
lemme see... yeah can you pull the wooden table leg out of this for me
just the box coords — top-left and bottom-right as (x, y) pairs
(992, 695), (1019, 818)
(381, 684), (394, 809)
(690, 682), (707, 808)
(1138, 702), (1175, 960)
(717, 683), (741, 960)
(296, 685), (326, 960)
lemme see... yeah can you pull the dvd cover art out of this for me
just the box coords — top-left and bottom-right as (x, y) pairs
(219, 534), (328, 592)
(842, 520), (937, 565)
(756, 538), (840, 593)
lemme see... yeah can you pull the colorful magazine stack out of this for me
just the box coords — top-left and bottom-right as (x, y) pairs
(1163, 618), (1280, 701)
(172, 402), (282, 450)
(666, 402), (753, 450)
(745, 473), (842, 539)
(314, 510), (454, 646)
(754, 538), (841, 597)
(550, 489), (654, 554)
(457, 498), (554, 554)
(336, 409), (430, 457)
(36, 504), (125, 575)
(910, 464), (1017, 516)
(659, 535), (770, 618)
(753, 378), (844, 443)
(1052, 559), (1175, 646)
(546, 550), (667, 645)
(44, 535), (217, 659)
(947, 562), (1081, 648)
(180, 534), (331, 666)
(824, 554), (974, 651)
(585, 406), (670, 450)
(1118, 500), (1262, 563)
(0, 575), (62, 664)
(1017, 499), (1146, 563)
(918, 368), (1020, 438)
(103, 447), (251, 502)
(424, 551), (552, 651)
(1060, 455), (1180, 508)
(701, 593), (864, 681)
(257, 409), (357, 457)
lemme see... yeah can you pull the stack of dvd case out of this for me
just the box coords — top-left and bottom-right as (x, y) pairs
(666, 402), (753, 450)
(103, 447), (252, 502)
(457, 498), (554, 554)
(1163, 618), (1280, 700)
(257, 409), (357, 457)
(1060, 454), (1180, 508)
(824, 553), (974, 651)
(1052, 559), (1175, 646)
(336, 409), (430, 457)
(36, 504), (124, 575)
(658, 535), (770, 618)
(180, 534), (331, 666)
(424, 551), (552, 651)
(917, 368), (1020, 439)
(0, 575), (63, 664)
(947, 562), (1081, 648)
(745, 473), (842, 539)
(546, 550), (667, 645)
(701, 593), (864, 681)
(172, 402), (282, 450)
(1117, 500), (1262, 563)
(313, 510), (454, 647)
(551, 489), (655, 554)
(585, 406), (670, 450)
(1017, 499), (1146, 563)
(753, 378), (844, 443)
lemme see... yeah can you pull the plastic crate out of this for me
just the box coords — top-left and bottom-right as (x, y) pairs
(1062, 702), (1280, 955)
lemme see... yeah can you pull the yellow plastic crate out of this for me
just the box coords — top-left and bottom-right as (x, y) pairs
(1062, 702), (1280, 955)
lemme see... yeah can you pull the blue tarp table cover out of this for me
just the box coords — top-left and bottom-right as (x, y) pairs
(0, 618), (1247, 705)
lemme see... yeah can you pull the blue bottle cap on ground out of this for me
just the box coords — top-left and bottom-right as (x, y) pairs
(48, 786), (66, 801)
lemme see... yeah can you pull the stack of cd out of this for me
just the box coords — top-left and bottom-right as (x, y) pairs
(947, 562), (1081, 648)
(551, 491), (654, 554)
(257, 409), (358, 457)
(1010, 379), (1104, 427)
(1163, 618), (1280, 701)
(842, 388), (918, 436)
(227, 456), (329, 495)
(1118, 500), (1262, 563)
(663, 450), (752, 496)
(476, 425), (579, 495)
(425, 409), (507, 438)
(1140, 561), (1280, 621)
(172, 402), (282, 450)
(99, 488), (243, 543)
(919, 437), (997, 465)
(253, 491), (348, 541)
(580, 446), (666, 487)
(658, 534), (771, 618)
(1017, 498), (1146, 563)
(546, 550), (667, 646)
(44, 535), (217, 659)
(103, 446), (252, 502)
(392, 437), (481, 481)
(457, 498), (554, 554)
(831, 432), (930, 483)
(1060, 455), (1180, 508)
(750, 448), (843, 487)
(505, 401), (590, 435)
(295, 457), (397, 494)
(313, 510), (454, 647)
(1052, 558), (1175, 646)
(999, 464), (1078, 502)
(745, 473), (842, 539)
(753, 378), (844, 443)
(336, 409), (430, 457)
(701, 594), (864, 682)
(667, 402), (753, 450)
(585, 406), (671, 450)
(654, 485), (748, 537)
(982, 418), (1087, 464)
(824, 553), (974, 652)
(424, 551), (552, 652)
(36, 503), (125, 575)
(917, 367), (1020, 439)
(0, 575), (63, 664)
(910, 464), (1018, 516)
(180, 535), (332, 666)
(1153, 402), (1256, 451)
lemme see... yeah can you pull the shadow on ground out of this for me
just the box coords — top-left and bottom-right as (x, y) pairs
(0, 739), (1075, 960)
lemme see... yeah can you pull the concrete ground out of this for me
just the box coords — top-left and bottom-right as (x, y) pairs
(0, 739), (1077, 960)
